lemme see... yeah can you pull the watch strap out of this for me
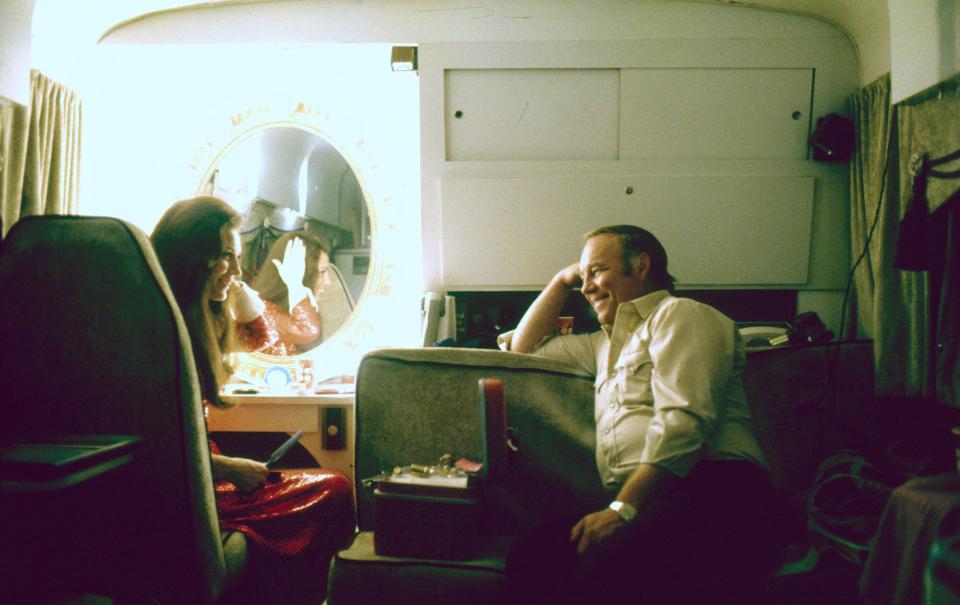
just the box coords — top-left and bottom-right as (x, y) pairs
(609, 500), (637, 523)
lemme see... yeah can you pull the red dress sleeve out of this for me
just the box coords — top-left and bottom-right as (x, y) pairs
(257, 298), (322, 356)
(237, 314), (280, 353)
(268, 298), (321, 346)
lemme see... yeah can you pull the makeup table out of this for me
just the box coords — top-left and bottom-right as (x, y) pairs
(208, 389), (355, 484)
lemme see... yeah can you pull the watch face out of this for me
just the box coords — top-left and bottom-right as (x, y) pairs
(610, 501), (636, 522)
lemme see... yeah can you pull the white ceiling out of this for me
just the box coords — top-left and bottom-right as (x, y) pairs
(31, 0), (892, 85)
(36, 0), (887, 48)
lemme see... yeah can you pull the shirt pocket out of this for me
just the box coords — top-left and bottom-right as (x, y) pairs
(613, 348), (654, 408)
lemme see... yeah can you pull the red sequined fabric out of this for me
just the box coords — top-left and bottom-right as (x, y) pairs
(238, 314), (280, 353)
(214, 468), (353, 557)
(205, 404), (354, 558)
(258, 298), (321, 357)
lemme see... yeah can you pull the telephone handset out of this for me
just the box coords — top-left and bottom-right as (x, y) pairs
(739, 312), (834, 349)
(740, 326), (790, 348)
(787, 312), (834, 346)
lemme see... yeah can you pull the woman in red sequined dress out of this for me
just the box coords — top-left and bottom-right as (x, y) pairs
(151, 196), (354, 603)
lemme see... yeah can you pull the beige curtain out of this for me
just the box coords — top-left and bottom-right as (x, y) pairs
(850, 74), (960, 399)
(0, 97), (29, 238)
(849, 74), (928, 396)
(897, 78), (960, 215)
(895, 78), (960, 405)
(1, 70), (82, 238)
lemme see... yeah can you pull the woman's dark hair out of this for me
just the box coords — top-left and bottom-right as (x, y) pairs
(151, 195), (242, 407)
(584, 224), (676, 291)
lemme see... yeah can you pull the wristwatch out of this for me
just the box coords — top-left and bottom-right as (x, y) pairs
(608, 500), (637, 523)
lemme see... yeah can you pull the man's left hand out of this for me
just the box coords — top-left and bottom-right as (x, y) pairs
(570, 508), (624, 555)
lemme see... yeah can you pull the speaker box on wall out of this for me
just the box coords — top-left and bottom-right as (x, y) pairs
(809, 114), (855, 162)
(323, 407), (345, 450)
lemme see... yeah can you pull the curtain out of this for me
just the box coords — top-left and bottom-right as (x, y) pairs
(933, 199), (960, 406)
(897, 78), (960, 216)
(849, 74), (928, 396)
(1, 70), (82, 238)
(895, 78), (960, 406)
(850, 73), (960, 400)
(0, 97), (29, 238)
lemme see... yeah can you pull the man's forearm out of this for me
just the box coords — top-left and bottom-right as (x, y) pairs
(511, 276), (572, 353)
(615, 462), (680, 511)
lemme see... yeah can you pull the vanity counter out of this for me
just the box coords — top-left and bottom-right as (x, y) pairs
(207, 392), (355, 485)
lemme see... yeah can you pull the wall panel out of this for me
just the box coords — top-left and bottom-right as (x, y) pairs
(440, 176), (814, 288)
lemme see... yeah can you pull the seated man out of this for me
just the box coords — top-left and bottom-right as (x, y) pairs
(500, 225), (777, 604)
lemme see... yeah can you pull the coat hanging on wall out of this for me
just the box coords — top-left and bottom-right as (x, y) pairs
(895, 148), (960, 271)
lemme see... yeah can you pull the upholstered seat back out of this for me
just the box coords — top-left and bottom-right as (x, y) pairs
(354, 347), (607, 535)
(0, 216), (232, 603)
(352, 343), (879, 533)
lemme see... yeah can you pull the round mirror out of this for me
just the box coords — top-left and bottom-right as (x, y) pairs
(201, 124), (371, 378)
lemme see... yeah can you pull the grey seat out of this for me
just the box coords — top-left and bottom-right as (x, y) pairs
(326, 342), (880, 604)
(327, 347), (606, 605)
(0, 215), (247, 604)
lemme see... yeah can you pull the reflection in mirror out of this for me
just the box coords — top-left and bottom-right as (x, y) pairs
(207, 125), (370, 357)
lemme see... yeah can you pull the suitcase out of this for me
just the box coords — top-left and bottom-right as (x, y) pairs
(371, 378), (507, 560)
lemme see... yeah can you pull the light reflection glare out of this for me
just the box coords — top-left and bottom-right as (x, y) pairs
(76, 43), (422, 372)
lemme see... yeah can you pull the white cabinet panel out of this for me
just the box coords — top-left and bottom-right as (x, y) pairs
(445, 69), (620, 160)
(620, 68), (813, 160)
(440, 176), (814, 288)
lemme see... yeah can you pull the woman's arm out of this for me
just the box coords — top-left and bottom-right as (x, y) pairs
(231, 282), (280, 352)
(211, 454), (270, 491)
(266, 298), (321, 345)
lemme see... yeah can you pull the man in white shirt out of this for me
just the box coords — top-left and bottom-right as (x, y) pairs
(501, 225), (777, 604)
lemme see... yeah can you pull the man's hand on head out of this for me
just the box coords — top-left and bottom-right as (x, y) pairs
(556, 262), (583, 290)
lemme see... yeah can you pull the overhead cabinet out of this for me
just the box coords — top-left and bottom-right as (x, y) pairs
(445, 69), (621, 161)
(438, 67), (818, 288)
(619, 68), (813, 160)
(444, 67), (813, 161)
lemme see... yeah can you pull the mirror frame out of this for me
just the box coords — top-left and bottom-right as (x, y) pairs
(192, 102), (390, 383)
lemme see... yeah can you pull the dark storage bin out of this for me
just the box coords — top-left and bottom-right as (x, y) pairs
(373, 488), (480, 560)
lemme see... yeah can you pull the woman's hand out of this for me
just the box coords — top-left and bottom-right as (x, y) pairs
(271, 238), (309, 312)
(231, 282), (266, 323)
(211, 454), (270, 492)
(569, 508), (625, 555)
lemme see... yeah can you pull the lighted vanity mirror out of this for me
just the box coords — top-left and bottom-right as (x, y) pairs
(201, 124), (372, 384)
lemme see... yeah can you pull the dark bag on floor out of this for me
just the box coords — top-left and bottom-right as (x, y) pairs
(807, 451), (906, 566)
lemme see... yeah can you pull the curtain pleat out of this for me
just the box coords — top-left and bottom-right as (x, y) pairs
(2, 70), (82, 238)
(850, 74), (960, 399)
(849, 74), (929, 397)
(898, 79), (960, 215)
(0, 97), (29, 238)
(897, 80), (960, 405)
(849, 75), (892, 343)
(934, 201), (960, 406)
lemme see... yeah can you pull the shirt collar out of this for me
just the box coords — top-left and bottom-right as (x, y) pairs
(624, 289), (671, 320)
(601, 289), (671, 334)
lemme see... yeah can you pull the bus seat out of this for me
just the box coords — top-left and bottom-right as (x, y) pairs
(0, 215), (246, 604)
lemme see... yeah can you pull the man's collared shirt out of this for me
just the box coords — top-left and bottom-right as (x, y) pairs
(500, 290), (767, 488)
